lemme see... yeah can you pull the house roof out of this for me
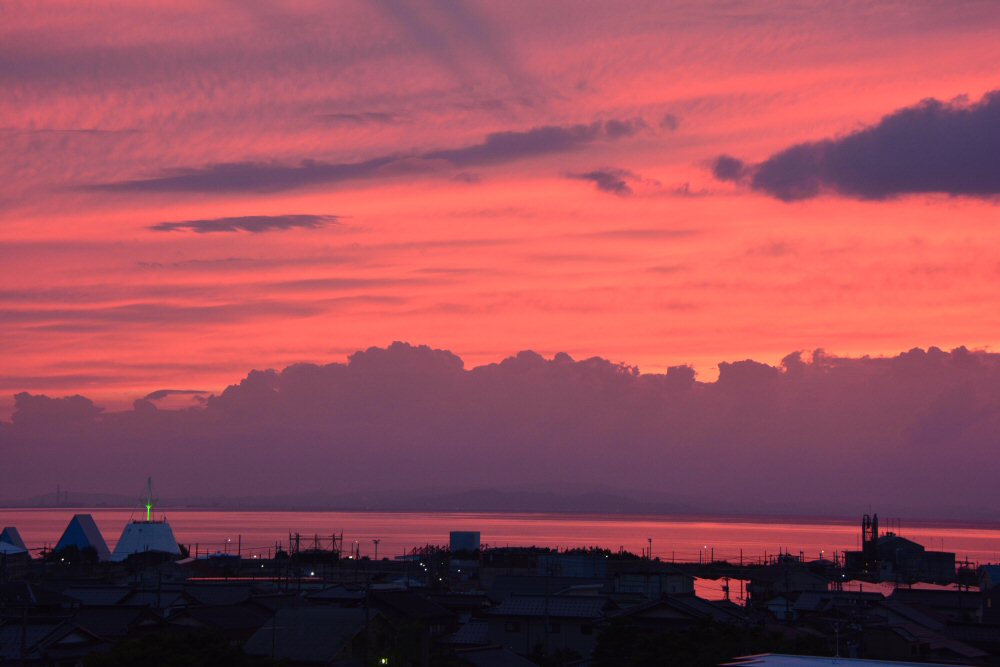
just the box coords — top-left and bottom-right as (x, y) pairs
(487, 595), (607, 619)
(371, 589), (455, 622)
(63, 586), (131, 607)
(16, 622), (107, 664)
(426, 590), (492, 612)
(0, 620), (65, 660)
(873, 621), (987, 660)
(444, 618), (490, 646)
(121, 589), (192, 610)
(306, 584), (366, 602)
(170, 603), (272, 633)
(72, 607), (163, 639)
(244, 607), (369, 663)
(184, 582), (267, 605)
(876, 534), (924, 551)
(889, 588), (971, 609)
(0, 581), (76, 608)
(488, 574), (609, 601)
(792, 590), (884, 612)
(724, 653), (979, 667)
(946, 622), (1000, 646)
(458, 645), (540, 667)
(877, 599), (944, 631)
(250, 593), (306, 612)
(606, 594), (743, 624)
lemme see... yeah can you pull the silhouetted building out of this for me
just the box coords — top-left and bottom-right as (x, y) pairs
(844, 513), (955, 583)
(450, 531), (481, 553)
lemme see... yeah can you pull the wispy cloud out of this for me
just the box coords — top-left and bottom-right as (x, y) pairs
(150, 214), (337, 233)
(94, 120), (645, 194)
(143, 388), (209, 401)
(570, 168), (640, 195)
(317, 112), (401, 125)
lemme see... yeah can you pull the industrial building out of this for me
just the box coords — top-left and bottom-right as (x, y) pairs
(844, 514), (956, 584)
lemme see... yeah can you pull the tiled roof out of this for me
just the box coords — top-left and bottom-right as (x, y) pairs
(445, 619), (490, 646)
(244, 607), (368, 663)
(371, 589), (455, 622)
(63, 586), (131, 606)
(487, 595), (606, 619)
(72, 607), (160, 638)
(458, 646), (540, 667)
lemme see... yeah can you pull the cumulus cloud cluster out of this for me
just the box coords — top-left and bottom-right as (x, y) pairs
(713, 90), (1000, 201)
(2, 343), (998, 515)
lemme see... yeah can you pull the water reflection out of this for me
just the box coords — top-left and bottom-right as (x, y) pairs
(3, 509), (998, 565)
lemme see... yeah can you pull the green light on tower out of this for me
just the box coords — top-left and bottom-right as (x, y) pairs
(144, 477), (155, 522)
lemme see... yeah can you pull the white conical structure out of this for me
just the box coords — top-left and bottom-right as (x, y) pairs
(110, 478), (181, 562)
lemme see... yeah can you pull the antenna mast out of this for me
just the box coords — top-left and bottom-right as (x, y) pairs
(145, 477), (156, 522)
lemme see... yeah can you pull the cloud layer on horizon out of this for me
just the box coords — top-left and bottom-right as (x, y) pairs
(2, 342), (998, 515)
(713, 91), (1000, 201)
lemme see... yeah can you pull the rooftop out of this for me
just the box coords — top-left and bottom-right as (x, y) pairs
(725, 653), (978, 667)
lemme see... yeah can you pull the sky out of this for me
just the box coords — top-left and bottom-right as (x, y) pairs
(2, 2), (1000, 509)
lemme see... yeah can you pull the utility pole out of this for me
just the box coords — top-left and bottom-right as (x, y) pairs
(373, 538), (381, 561)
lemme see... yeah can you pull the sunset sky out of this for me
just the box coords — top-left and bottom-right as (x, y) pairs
(3, 0), (1000, 420)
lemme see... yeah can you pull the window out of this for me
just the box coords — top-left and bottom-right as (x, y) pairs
(505, 621), (520, 633)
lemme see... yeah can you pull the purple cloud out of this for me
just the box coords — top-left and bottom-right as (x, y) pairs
(712, 90), (1000, 201)
(3, 343), (1000, 517)
(150, 214), (337, 233)
(571, 168), (638, 196)
(94, 120), (645, 194)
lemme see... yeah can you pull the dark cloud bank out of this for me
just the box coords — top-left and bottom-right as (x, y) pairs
(714, 90), (1000, 201)
(96, 119), (645, 194)
(2, 343), (999, 518)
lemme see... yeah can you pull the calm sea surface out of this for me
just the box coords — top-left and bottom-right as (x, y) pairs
(3, 509), (999, 565)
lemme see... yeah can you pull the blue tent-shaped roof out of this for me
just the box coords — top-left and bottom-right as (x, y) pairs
(0, 527), (26, 550)
(54, 514), (111, 561)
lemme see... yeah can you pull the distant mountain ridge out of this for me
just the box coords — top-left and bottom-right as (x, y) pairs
(0, 488), (689, 514)
(2, 488), (997, 524)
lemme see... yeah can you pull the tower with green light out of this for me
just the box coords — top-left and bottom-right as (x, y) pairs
(109, 477), (181, 562)
(144, 477), (155, 522)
